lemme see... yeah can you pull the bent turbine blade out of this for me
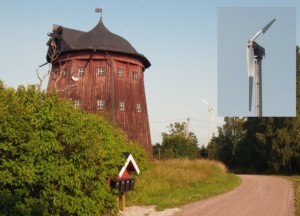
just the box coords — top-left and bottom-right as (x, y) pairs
(262, 18), (276, 33)
(249, 76), (253, 111)
(247, 46), (255, 77)
(202, 99), (209, 106)
(250, 30), (263, 42)
(249, 18), (276, 42)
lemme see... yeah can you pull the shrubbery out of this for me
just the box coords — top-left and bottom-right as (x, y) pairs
(0, 81), (148, 215)
(153, 122), (200, 159)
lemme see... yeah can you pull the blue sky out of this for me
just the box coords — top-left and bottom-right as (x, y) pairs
(218, 7), (296, 117)
(0, 0), (299, 145)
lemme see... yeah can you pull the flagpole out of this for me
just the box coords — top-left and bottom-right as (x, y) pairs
(95, 5), (103, 19)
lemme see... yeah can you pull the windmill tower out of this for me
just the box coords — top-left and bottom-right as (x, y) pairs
(247, 18), (276, 117)
(45, 10), (152, 156)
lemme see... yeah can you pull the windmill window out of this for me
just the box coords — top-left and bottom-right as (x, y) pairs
(118, 68), (123, 77)
(119, 101), (125, 111)
(97, 100), (105, 109)
(78, 67), (84, 76)
(97, 67), (105, 76)
(136, 103), (141, 112)
(62, 70), (66, 77)
(74, 100), (80, 108)
(133, 72), (138, 80)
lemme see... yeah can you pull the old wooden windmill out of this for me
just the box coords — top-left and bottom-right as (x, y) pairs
(45, 8), (152, 156)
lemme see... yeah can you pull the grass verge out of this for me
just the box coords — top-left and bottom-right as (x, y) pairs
(283, 176), (300, 216)
(126, 159), (240, 211)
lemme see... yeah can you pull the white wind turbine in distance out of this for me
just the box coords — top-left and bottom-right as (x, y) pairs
(202, 99), (214, 144)
(247, 18), (276, 117)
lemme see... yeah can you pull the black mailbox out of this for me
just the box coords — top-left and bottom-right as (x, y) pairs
(125, 179), (131, 191)
(129, 178), (135, 190)
(110, 179), (120, 190)
(110, 153), (139, 194)
(120, 180), (126, 192)
(110, 178), (135, 193)
(110, 153), (140, 210)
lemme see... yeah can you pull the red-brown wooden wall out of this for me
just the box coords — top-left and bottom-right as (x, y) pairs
(47, 51), (152, 157)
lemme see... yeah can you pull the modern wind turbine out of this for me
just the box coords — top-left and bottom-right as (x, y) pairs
(247, 18), (276, 117)
(202, 99), (214, 144)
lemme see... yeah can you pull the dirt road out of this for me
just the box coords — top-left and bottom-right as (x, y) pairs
(174, 175), (295, 216)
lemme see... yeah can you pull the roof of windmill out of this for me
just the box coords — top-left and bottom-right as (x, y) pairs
(48, 18), (151, 68)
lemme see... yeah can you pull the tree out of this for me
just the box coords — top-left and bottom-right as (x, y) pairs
(0, 82), (149, 215)
(199, 145), (208, 158)
(152, 143), (162, 160)
(207, 117), (246, 168)
(160, 122), (199, 159)
(238, 117), (274, 172)
(207, 135), (219, 160)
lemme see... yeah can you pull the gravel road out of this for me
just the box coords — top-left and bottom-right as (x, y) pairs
(174, 175), (295, 216)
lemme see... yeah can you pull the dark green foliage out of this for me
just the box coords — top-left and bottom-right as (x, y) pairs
(208, 117), (300, 173)
(199, 145), (208, 158)
(0, 82), (149, 215)
(154, 122), (199, 159)
(207, 47), (300, 174)
(207, 117), (246, 169)
(152, 143), (162, 160)
(237, 117), (300, 173)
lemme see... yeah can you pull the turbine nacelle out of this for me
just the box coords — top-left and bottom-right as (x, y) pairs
(247, 40), (253, 48)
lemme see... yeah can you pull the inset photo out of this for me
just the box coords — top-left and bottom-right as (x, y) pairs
(218, 7), (296, 117)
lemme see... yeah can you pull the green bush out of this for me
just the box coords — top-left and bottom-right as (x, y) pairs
(0, 81), (149, 215)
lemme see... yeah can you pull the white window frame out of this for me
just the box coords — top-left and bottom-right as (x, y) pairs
(136, 103), (141, 112)
(97, 99), (105, 109)
(78, 67), (84, 76)
(97, 67), (105, 76)
(118, 68), (123, 77)
(74, 100), (80, 108)
(119, 101), (125, 111)
(133, 72), (138, 80)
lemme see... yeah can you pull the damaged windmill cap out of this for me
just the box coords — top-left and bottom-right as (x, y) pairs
(46, 18), (150, 68)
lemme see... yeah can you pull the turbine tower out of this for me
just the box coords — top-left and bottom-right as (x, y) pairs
(247, 18), (276, 117)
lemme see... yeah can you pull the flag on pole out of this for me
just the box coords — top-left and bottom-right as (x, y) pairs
(95, 8), (102, 13)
